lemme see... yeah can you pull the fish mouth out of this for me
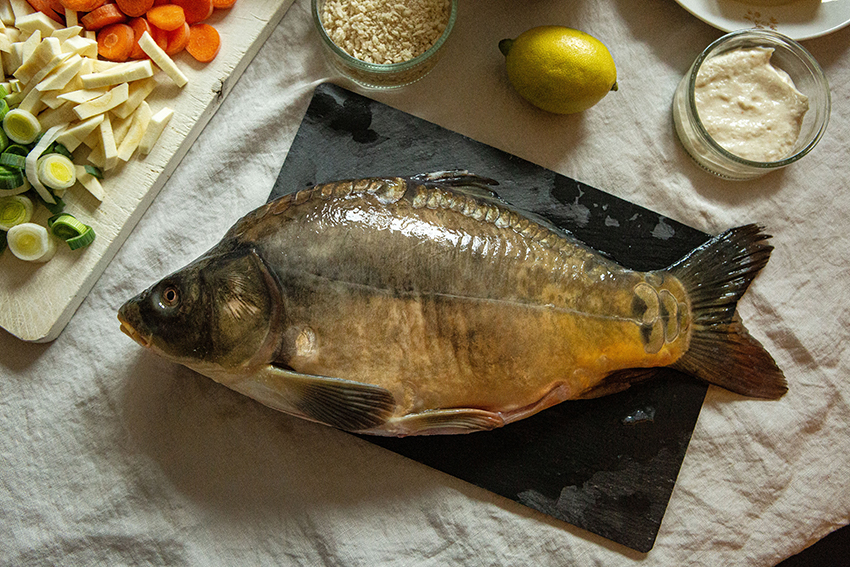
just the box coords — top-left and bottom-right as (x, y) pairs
(118, 312), (151, 349)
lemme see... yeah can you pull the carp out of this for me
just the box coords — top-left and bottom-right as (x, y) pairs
(118, 172), (787, 436)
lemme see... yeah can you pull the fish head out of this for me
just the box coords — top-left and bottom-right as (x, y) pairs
(118, 243), (282, 378)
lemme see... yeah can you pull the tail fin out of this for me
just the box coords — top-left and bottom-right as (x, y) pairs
(668, 224), (787, 399)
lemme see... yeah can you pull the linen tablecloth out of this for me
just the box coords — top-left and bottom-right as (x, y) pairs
(2, 1), (848, 565)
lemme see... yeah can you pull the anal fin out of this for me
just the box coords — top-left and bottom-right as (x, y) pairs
(369, 408), (506, 436)
(576, 368), (660, 400)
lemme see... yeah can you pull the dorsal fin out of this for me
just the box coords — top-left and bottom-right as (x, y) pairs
(408, 170), (501, 200)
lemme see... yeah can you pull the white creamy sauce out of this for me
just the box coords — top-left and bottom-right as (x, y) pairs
(695, 47), (809, 162)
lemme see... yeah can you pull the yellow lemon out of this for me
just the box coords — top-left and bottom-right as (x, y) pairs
(500, 26), (618, 115)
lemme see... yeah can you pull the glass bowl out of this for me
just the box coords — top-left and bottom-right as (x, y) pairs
(672, 29), (830, 180)
(312, 0), (458, 89)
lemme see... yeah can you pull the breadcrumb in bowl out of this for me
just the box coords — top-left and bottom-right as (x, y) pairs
(312, 0), (458, 89)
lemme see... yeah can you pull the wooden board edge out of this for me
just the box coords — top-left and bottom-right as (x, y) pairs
(2, 0), (295, 343)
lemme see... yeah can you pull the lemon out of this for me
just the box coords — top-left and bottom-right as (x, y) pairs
(499, 26), (618, 115)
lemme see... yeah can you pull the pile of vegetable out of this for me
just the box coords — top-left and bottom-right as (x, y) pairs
(0, 0), (237, 262)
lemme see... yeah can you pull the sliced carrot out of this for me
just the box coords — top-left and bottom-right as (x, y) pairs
(148, 22), (169, 51)
(186, 23), (219, 62)
(26, 0), (65, 23)
(81, 3), (127, 31)
(152, 0), (169, 4)
(165, 22), (190, 55)
(115, 0), (154, 18)
(146, 4), (185, 31)
(60, 0), (106, 10)
(97, 22), (135, 61)
(171, 0), (212, 24)
(212, 0), (236, 8)
(127, 17), (151, 59)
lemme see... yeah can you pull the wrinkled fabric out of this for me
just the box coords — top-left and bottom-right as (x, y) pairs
(2, 1), (849, 565)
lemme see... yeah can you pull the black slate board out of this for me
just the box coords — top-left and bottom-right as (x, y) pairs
(270, 83), (709, 553)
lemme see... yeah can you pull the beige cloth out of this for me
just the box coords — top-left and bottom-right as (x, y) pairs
(2, 0), (848, 565)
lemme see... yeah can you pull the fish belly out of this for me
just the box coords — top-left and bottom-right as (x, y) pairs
(284, 285), (676, 419)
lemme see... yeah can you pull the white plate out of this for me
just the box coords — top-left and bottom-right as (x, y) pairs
(674, 0), (850, 40)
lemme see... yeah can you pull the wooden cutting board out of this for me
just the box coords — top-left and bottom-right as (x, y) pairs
(271, 83), (710, 553)
(0, 0), (295, 342)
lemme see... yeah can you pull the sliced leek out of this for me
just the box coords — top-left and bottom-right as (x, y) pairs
(6, 222), (57, 262)
(25, 124), (64, 205)
(0, 152), (26, 169)
(0, 178), (30, 198)
(0, 194), (33, 230)
(0, 165), (25, 190)
(3, 108), (41, 144)
(37, 153), (76, 190)
(48, 213), (95, 250)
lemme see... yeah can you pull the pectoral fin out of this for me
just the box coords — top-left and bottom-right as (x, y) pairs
(233, 365), (396, 432)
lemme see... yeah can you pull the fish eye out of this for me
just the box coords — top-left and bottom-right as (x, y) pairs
(158, 285), (180, 309)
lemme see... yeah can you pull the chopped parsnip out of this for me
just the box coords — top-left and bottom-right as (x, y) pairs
(112, 77), (156, 119)
(51, 25), (82, 43)
(80, 60), (154, 89)
(117, 101), (152, 161)
(35, 54), (83, 91)
(15, 36), (61, 83)
(54, 114), (103, 151)
(60, 35), (97, 58)
(74, 82), (129, 120)
(15, 12), (62, 37)
(138, 107), (173, 155)
(64, 10), (78, 29)
(8, 0), (34, 21)
(97, 113), (117, 170)
(75, 165), (103, 200)
(58, 87), (108, 104)
(137, 32), (187, 88)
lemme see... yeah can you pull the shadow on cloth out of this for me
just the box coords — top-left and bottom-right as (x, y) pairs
(117, 350), (644, 558)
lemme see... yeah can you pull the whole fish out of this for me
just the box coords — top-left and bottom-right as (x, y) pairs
(118, 172), (787, 436)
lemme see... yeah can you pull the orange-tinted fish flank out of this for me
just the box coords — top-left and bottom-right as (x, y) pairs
(118, 172), (786, 436)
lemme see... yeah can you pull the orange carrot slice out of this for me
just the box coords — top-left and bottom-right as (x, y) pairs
(59, 0), (107, 10)
(128, 17), (152, 59)
(26, 0), (64, 23)
(146, 4), (185, 31)
(166, 22), (190, 56)
(148, 22), (169, 51)
(171, 0), (213, 24)
(115, 0), (154, 18)
(97, 22), (135, 61)
(81, 3), (127, 31)
(186, 23), (220, 62)
(212, 0), (236, 8)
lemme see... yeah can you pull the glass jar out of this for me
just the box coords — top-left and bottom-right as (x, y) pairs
(672, 29), (830, 180)
(312, 0), (458, 90)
